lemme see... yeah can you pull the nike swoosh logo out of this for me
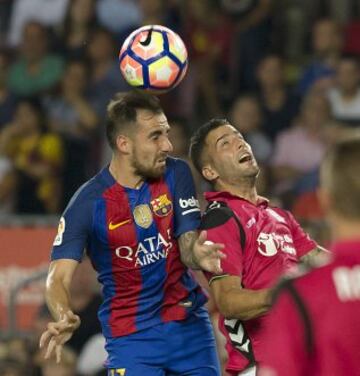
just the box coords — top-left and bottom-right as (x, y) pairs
(108, 219), (131, 230)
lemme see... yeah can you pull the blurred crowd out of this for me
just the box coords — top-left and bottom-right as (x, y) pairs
(1, 0), (360, 374)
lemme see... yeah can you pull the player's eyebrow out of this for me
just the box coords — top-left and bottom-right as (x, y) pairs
(215, 131), (244, 146)
(215, 133), (230, 147)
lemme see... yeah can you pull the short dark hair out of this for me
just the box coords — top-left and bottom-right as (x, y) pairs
(189, 118), (229, 175)
(321, 136), (360, 219)
(106, 90), (163, 149)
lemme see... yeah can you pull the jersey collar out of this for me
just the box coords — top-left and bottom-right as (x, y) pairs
(204, 190), (269, 207)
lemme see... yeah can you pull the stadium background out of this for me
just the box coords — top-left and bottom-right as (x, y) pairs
(0, 0), (359, 374)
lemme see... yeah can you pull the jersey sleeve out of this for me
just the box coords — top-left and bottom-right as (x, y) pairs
(172, 159), (201, 238)
(260, 283), (310, 376)
(51, 187), (94, 262)
(199, 206), (244, 283)
(284, 210), (317, 258)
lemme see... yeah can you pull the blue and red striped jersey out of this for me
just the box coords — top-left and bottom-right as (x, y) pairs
(51, 157), (207, 338)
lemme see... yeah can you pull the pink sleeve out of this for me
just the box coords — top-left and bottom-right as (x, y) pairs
(284, 210), (317, 258)
(260, 289), (309, 376)
(204, 217), (243, 282)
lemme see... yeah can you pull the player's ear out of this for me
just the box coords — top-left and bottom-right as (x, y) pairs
(202, 164), (219, 182)
(115, 134), (132, 154)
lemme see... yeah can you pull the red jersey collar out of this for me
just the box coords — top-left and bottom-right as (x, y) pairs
(204, 190), (269, 207)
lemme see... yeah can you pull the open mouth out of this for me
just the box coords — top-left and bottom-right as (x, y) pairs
(238, 153), (252, 164)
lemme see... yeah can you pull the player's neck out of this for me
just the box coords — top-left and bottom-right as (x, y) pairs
(216, 180), (258, 204)
(109, 157), (144, 189)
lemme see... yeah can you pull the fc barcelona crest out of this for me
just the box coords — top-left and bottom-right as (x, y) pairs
(133, 205), (153, 228)
(150, 194), (173, 217)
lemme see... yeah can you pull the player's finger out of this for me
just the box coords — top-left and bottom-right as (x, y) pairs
(39, 330), (51, 348)
(45, 337), (57, 359)
(197, 230), (207, 245)
(55, 344), (62, 364)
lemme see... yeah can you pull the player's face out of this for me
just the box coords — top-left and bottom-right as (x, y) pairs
(130, 110), (173, 179)
(203, 124), (259, 183)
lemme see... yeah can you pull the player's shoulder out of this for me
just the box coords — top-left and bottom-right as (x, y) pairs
(200, 201), (235, 230)
(65, 174), (105, 210)
(166, 156), (190, 171)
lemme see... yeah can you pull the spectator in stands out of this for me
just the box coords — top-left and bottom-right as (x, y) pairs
(66, 257), (102, 355)
(87, 27), (127, 118)
(229, 95), (272, 164)
(8, 21), (64, 97)
(327, 55), (360, 126)
(138, 0), (168, 26)
(271, 92), (333, 200)
(0, 99), (63, 214)
(43, 59), (99, 205)
(180, 0), (233, 119)
(256, 54), (300, 141)
(0, 1), (12, 45)
(0, 358), (27, 376)
(58, 0), (98, 59)
(6, 0), (69, 47)
(0, 49), (17, 129)
(297, 19), (343, 96)
(37, 345), (77, 376)
(222, 0), (273, 93)
(96, 0), (141, 40)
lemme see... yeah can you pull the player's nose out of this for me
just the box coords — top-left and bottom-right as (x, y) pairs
(162, 137), (173, 153)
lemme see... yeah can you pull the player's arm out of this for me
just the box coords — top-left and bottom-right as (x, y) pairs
(210, 275), (273, 320)
(173, 159), (224, 273)
(45, 259), (79, 321)
(283, 209), (330, 266)
(40, 186), (92, 362)
(300, 245), (330, 266)
(178, 230), (225, 273)
(40, 259), (81, 362)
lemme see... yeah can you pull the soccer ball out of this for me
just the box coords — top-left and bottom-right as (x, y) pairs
(119, 25), (188, 93)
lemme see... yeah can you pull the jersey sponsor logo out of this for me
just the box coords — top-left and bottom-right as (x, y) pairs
(108, 219), (131, 230)
(332, 266), (360, 301)
(133, 204), (153, 229)
(150, 194), (173, 217)
(53, 217), (65, 246)
(179, 196), (200, 215)
(115, 229), (173, 267)
(257, 232), (296, 257)
(246, 217), (256, 228)
(110, 369), (126, 376)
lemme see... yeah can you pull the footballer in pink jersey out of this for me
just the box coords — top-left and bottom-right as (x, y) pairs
(259, 137), (360, 376)
(189, 119), (324, 376)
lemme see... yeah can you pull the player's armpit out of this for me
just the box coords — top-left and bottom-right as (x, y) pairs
(210, 275), (273, 320)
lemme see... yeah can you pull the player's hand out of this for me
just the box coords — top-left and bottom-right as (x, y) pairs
(193, 230), (225, 274)
(39, 311), (80, 363)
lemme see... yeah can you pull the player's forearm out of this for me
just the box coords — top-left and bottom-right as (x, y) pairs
(45, 273), (72, 322)
(178, 230), (200, 269)
(216, 287), (273, 320)
(300, 245), (329, 266)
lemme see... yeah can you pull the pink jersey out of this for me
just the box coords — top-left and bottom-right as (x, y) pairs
(200, 191), (316, 374)
(260, 240), (360, 376)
